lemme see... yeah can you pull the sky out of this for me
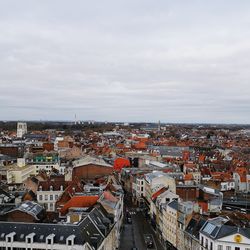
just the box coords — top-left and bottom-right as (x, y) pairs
(1, 0), (250, 123)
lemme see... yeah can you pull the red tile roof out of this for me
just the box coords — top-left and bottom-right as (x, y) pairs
(151, 187), (168, 201)
(60, 195), (99, 215)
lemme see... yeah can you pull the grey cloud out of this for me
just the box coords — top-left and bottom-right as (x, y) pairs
(0, 0), (250, 123)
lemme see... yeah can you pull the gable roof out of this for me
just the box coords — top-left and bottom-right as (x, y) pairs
(60, 195), (99, 216)
(5, 201), (44, 221)
(200, 217), (250, 240)
(0, 205), (113, 249)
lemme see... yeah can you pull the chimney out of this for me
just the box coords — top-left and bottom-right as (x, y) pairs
(17, 158), (25, 168)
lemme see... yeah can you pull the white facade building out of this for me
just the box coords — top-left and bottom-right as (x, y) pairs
(37, 186), (64, 211)
(200, 217), (250, 250)
(17, 122), (27, 138)
(132, 176), (145, 205)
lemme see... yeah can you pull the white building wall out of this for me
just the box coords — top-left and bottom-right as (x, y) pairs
(200, 232), (250, 250)
(17, 122), (27, 138)
(37, 190), (63, 211)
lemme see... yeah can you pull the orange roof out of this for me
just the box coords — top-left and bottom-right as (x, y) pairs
(236, 167), (247, 175)
(240, 175), (247, 183)
(198, 201), (208, 212)
(198, 154), (206, 162)
(134, 141), (147, 150)
(116, 143), (125, 149)
(113, 157), (131, 171)
(152, 187), (168, 201)
(184, 162), (196, 168)
(60, 195), (99, 215)
(184, 173), (193, 181)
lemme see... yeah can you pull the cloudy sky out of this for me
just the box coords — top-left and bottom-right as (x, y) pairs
(1, 1), (250, 123)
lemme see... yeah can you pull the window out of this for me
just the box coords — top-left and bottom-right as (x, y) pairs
(205, 239), (208, 248)
(210, 242), (213, 250)
(235, 248), (240, 250)
(68, 240), (72, 246)
(47, 239), (52, 245)
(39, 195), (43, 201)
(218, 246), (223, 250)
(45, 195), (48, 201)
(226, 247), (231, 250)
(27, 238), (31, 243)
(201, 236), (204, 246)
(55, 195), (58, 200)
(141, 187), (143, 191)
(50, 195), (53, 200)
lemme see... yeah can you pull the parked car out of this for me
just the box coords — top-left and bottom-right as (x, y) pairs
(127, 216), (132, 224)
(144, 234), (154, 248)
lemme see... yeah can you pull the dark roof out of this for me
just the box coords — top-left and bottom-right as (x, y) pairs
(0, 154), (15, 161)
(25, 134), (48, 140)
(0, 205), (114, 249)
(185, 217), (206, 240)
(4, 201), (44, 221)
(200, 217), (250, 240)
(168, 200), (178, 210)
(31, 176), (39, 184)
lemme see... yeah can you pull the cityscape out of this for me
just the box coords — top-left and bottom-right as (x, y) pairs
(1, 1), (250, 250)
(0, 121), (249, 249)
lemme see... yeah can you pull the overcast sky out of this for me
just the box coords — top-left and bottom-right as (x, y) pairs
(1, 1), (250, 123)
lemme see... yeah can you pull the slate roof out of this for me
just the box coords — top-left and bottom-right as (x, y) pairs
(185, 217), (206, 240)
(4, 201), (44, 221)
(168, 200), (178, 210)
(0, 205), (114, 249)
(200, 217), (250, 240)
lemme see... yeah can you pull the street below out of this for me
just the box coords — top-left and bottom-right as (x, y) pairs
(119, 194), (164, 250)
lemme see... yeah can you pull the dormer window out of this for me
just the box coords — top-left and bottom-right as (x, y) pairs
(46, 234), (55, 245)
(6, 232), (16, 241)
(26, 233), (35, 244)
(67, 235), (75, 246)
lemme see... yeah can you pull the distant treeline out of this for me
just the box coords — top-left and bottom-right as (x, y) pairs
(0, 121), (139, 133)
(0, 121), (249, 133)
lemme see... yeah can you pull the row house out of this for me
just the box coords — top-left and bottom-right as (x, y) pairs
(162, 200), (178, 250)
(144, 171), (176, 206)
(37, 180), (68, 212)
(184, 215), (207, 250)
(0, 204), (117, 250)
(177, 201), (194, 250)
(151, 188), (179, 235)
(98, 187), (124, 249)
(200, 217), (250, 250)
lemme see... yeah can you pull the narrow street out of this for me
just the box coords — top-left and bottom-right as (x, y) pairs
(119, 194), (164, 250)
